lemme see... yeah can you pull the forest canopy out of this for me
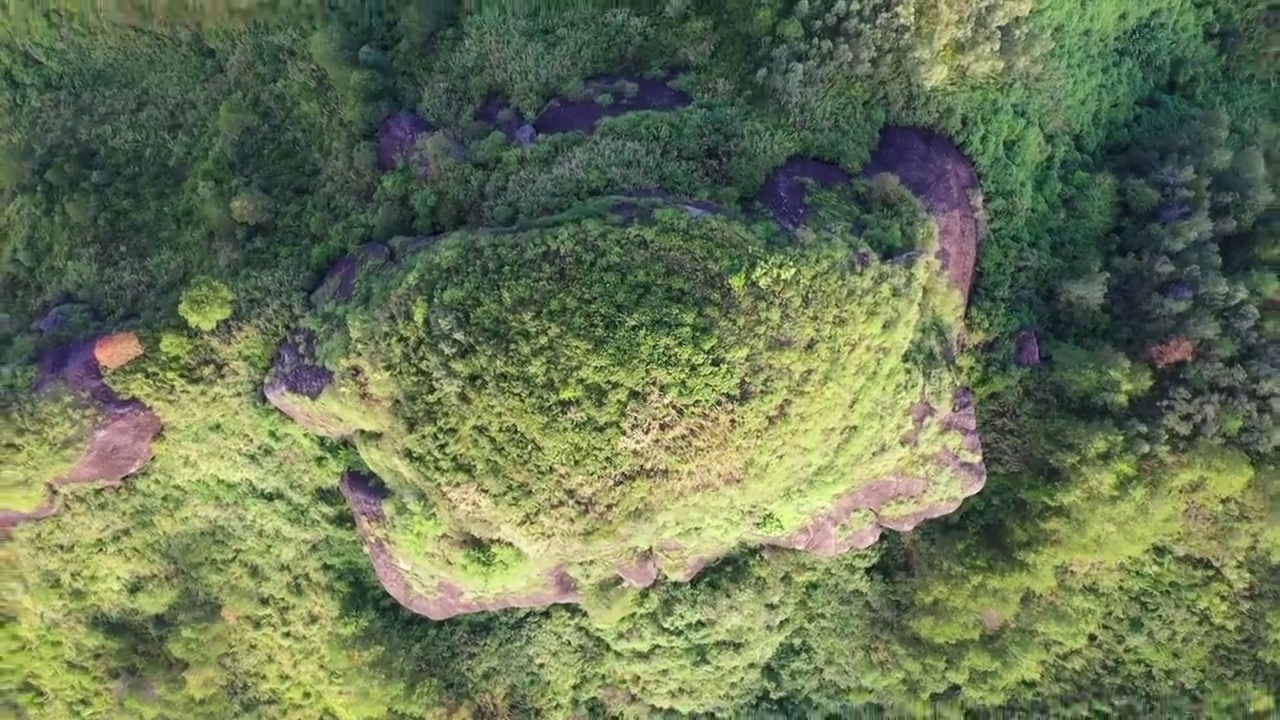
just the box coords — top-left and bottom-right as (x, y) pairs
(1, 0), (1276, 717)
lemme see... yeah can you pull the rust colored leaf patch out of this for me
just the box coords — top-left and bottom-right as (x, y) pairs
(94, 332), (144, 370)
(1150, 336), (1194, 368)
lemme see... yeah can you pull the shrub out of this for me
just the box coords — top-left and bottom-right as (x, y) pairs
(229, 190), (271, 225)
(178, 277), (235, 332)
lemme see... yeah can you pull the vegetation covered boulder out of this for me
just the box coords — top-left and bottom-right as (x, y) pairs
(268, 188), (982, 619)
(2, 334), (161, 531)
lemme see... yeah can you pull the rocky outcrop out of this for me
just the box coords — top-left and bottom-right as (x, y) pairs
(615, 553), (659, 589)
(766, 388), (985, 554)
(262, 331), (341, 437)
(3, 332), (162, 533)
(264, 242), (397, 437)
(1013, 329), (1041, 367)
(478, 74), (691, 141)
(271, 124), (988, 622)
(757, 127), (983, 304)
(753, 128), (987, 559)
(759, 157), (851, 231)
(339, 472), (580, 620)
(376, 111), (466, 176)
(860, 127), (982, 303)
(534, 75), (690, 136)
(377, 111), (432, 171)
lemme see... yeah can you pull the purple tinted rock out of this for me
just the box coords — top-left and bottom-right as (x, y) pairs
(859, 127), (981, 303)
(514, 123), (538, 147)
(1013, 330), (1041, 368)
(1165, 281), (1195, 301)
(34, 337), (121, 407)
(533, 75), (691, 136)
(476, 98), (524, 133)
(32, 303), (81, 334)
(759, 157), (851, 231)
(377, 112), (433, 172)
(268, 333), (333, 400)
(860, 127), (977, 216)
(311, 243), (393, 307)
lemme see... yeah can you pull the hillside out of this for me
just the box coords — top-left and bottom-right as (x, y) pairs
(267, 176), (979, 618)
(1, 2), (1276, 717)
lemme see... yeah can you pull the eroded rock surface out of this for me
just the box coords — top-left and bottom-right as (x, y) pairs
(861, 127), (982, 302)
(766, 388), (985, 554)
(263, 331), (340, 436)
(757, 128), (982, 304)
(615, 553), (660, 589)
(478, 75), (691, 142)
(3, 332), (162, 533)
(340, 472), (581, 620)
(759, 157), (852, 231)
(535, 75), (690, 136)
(377, 111), (432, 171)
(264, 243), (400, 437)
(1013, 329), (1041, 367)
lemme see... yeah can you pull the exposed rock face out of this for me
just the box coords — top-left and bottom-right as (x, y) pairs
(377, 111), (432, 171)
(477, 75), (691, 142)
(376, 112), (466, 176)
(533, 75), (691, 136)
(3, 334), (162, 533)
(262, 332), (341, 436)
(270, 125), (988, 622)
(766, 388), (985, 553)
(757, 128), (982, 304)
(310, 242), (393, 307)
(759, 157), (852, 231)
(752, 128), (986, 561)
(264, 242), (399, 437)
(1013, 329), (1041, 367)
(53, 405), (162, 489)
(476, 97), (528, 141)
(340, 472), (581, 620)
(615, 553), (660, 589)
(860, 127), (982, 302)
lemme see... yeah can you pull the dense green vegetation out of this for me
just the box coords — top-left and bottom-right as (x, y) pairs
(298, 205), (968, 600)
(1, 1), (1275, 717)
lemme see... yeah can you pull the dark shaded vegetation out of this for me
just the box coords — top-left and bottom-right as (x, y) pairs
(1, 0), (1276, 717)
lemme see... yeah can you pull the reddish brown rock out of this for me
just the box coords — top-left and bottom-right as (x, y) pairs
(3, 335), (162, 533)
(53, 404), (162, 489)
(768, 387), (985, 550)
(615, 553), (659, 589)
(339, 472), (580, 621)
